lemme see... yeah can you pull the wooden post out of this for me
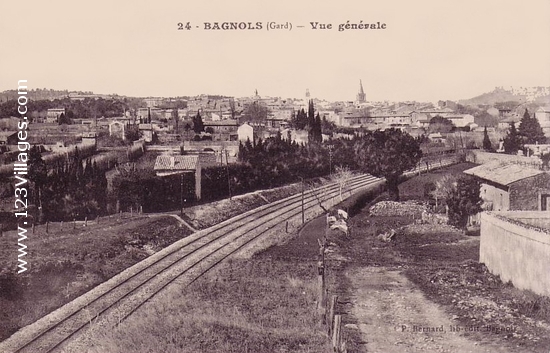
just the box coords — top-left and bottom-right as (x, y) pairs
(46, 221), (49, 233)
(73, 218), (76, 229)
(328, 295), (338, 336)
(317, 239), (326, 322)
(285, 221), (288, 233)
(130, 207), (133, 217)
(32, 223), (35, 234)
(332, 315), (342, 351)
(340, 340), (347, 353)
(84, 217), (88, 227)
(317, 260), (325, 312)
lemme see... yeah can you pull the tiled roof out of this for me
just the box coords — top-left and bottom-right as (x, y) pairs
(203, 119), (238, 126)
(154, 155), (199, 171)
(463, 162), (545, 186)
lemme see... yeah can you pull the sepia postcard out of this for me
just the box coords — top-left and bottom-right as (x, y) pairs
(0, 1), (549, 352)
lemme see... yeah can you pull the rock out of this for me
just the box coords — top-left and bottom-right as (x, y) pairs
(345, 323), (359, 330)
(369, 201), (428, 217)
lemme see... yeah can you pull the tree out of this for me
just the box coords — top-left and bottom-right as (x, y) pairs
(125, 124), (140, 142)
(28, 146), (48, 221)
(192, 111), (204, 134)
(354, 129), (422, 200)
(242, 101), (269, 124)
(482, 126), (493, 151)
(292, 108), (308, 130)
(428, 116), (454, 133)
(321, 116), (337, 135)
(332, 166), (353, 201)
(228, 98), (237, 119)
(446, 176), (482, 229)
(503, 122), (522, 154)
(307, 99), (315, 127)
(58, 112), (71, 125)
(314, 112), (322, 142)
(518, 108), (546, 144)
(429, 174), (457, 209)
(541, 153), (550, 170)
(309, 112), (322, 144)
(171, 108), (179, 133)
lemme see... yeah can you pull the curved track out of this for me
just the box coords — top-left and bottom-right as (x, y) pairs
(2, 174), (383, 353)
(1, 157), (458, 353)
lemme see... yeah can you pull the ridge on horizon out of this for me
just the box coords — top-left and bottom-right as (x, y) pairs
(1, 85), (550, 105)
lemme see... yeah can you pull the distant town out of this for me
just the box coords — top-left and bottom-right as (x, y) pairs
(0, 82), (549, 151)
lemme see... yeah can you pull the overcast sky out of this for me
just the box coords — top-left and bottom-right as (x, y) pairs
(2, 0), (550, 102)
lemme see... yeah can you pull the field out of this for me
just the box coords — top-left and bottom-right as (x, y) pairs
(0, 215), (192, 341)
(71, 256), (332, 353)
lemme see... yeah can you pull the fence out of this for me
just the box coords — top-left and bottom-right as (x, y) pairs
(0, 209), (145, 237)
(316, 219), (349, 353)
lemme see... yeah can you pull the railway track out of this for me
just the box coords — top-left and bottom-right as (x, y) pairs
(0, 174), (383, 353)
(0, 157), (459, 353)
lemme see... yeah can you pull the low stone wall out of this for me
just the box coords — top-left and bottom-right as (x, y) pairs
(466, 150), (543, 169)
(495, 211), (550, 230)
(480, 212), (550, 297)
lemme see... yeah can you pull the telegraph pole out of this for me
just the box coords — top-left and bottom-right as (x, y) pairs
(225, 149), (232, 200)
(328, 144), (334, 175)
(299, 176), (304, 224)
(180, 173), (184, 217)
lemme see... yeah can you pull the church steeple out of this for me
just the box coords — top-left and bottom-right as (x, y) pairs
(356, 80), (366, 103)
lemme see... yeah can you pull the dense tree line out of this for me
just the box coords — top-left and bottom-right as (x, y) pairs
(0, 97), (129, 122)
(238, 132), (329, 185)
(109, 128), (422, 212)
(290, 100), (322, 143)
(503, 109), (547, 154)
(25, 143), (145, 221)
(28, 146), (108, 221)
(112, 170), (195, 213)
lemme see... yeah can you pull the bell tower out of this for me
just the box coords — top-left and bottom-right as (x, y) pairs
(356, 80), (366, 103)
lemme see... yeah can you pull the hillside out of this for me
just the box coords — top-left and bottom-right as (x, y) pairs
(460, 86), (550, 106)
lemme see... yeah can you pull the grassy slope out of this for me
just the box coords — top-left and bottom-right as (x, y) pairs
(0, 215), (192, 341)
(76, 256), (332, 353)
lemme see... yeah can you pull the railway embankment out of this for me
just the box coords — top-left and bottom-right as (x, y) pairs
(0, 174), (381, 352)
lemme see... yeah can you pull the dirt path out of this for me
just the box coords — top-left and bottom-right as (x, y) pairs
(346, 266), (513, 353)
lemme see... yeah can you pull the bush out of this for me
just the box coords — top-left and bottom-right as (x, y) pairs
(446, 176), (482, 229)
